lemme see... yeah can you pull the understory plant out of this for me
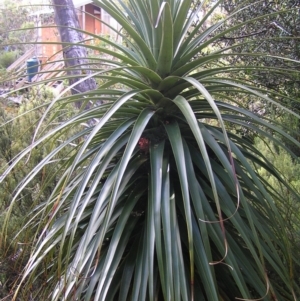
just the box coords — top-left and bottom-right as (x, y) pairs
(2, 0), (300, 300)
(0, 87), (76, 298)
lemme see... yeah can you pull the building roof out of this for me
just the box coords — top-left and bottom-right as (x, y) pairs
(29, 0), (94, 16)
(73, 0), (93, 7)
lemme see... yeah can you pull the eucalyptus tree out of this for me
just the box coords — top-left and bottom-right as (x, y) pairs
(52, 0), (97, 108)
(2, 0), (300, 300)
(0, 0), (35, 54)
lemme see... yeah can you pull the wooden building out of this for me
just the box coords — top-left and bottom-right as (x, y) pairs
(37, 0), (121, 60)
(6, 0), (121, 91)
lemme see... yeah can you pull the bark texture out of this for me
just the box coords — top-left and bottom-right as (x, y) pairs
(52, 0), (97, 108)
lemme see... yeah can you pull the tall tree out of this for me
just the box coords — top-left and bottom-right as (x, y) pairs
(0, 0), (34, 54)
(52, 0), (97, 108)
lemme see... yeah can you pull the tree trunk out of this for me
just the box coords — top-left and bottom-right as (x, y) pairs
(52, 0), (97, 109)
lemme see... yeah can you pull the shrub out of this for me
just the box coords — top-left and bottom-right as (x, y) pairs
(0, 51), (19, 68)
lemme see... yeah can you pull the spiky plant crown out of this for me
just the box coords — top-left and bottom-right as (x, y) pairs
(2, 0), (300, 300)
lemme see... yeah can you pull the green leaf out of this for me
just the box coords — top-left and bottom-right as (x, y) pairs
(156, 2), (174, 78)
(165, 121), (194, 299)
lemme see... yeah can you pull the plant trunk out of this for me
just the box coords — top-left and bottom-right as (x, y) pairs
(52, 0), (98, 109)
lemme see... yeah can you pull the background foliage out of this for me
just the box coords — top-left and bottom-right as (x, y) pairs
(0, 87), (76, 298)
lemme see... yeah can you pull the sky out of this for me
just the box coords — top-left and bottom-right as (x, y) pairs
(0, 0), (51, 4)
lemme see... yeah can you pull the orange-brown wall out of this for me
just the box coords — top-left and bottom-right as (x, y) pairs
(85, 4), (94, 35)
(85, 4), (101, 37)
(41, 26), (62, 59)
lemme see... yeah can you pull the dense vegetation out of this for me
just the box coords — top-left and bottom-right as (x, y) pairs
(221, 0), (300, 156)
(0, 0), (36, 68)
(0, 88), (76, 298)
(0, 0), (300, 300)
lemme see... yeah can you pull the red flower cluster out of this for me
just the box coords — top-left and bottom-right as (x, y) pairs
(138, 137), (150, 153)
